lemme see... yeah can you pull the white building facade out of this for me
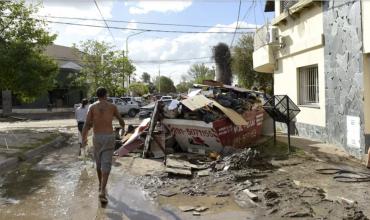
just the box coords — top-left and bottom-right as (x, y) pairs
(253, 0), (370, 158)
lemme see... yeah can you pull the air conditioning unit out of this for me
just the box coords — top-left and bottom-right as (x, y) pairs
(267, 27), (279, 45)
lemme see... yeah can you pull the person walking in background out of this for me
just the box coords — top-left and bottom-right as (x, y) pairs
(82, 87), (125, 204)
(75, 98), (89, 156)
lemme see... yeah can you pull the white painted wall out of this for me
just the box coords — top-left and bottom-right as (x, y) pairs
(364, 54), (370, 133)
(276, 4), (324, 58)
(362, 0), (370, 53)
(274, 47), (326, 127)
(275, 0), (281, 18)
(273, 4), (325, 127)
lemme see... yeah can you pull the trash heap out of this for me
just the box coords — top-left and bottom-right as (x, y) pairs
(115, 80), (268, 159)
(222, 148), (261, 170)
(169, 82), (266, 124)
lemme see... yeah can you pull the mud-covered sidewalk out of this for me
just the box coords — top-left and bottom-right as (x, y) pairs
(122, 135), (370, 219)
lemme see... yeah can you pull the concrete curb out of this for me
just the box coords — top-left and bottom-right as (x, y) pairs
(0, 135), (66, 174)
(24, 136), (65, 159)
(0, 157), (19, 172)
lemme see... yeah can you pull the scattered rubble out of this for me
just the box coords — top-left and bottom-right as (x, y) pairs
(119, 81), (369, 219)
(178, 206), (195, 212)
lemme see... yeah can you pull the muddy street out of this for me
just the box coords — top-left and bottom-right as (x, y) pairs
(1, 118), (370, 220)
(0, 118), (254, 220)
(0, 118), (171, 220)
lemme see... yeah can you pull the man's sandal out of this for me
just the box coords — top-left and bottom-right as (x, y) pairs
(99, 190), (108, 204)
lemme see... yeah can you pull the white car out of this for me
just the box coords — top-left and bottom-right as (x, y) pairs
(160, 96), (172, 101)
(87, 97), (139, 117)
(107, 97), (139, 117)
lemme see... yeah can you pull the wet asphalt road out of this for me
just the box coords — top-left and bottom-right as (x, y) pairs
(0, 119), (254, 220)
(0, 119), (178, 220)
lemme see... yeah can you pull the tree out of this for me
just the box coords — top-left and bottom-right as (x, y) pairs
(232, 35), (272, 90)
(129, 82), (149, 96)
(213, 43), (232, 85)
(74, 40), (135, 97)
(187, 63), (215, 84)
(141, 72), (151, 83)
(155, 76), (176, 94)
(0, 1), (59, 109)
(176, 81), (193, 93)
(176, 74), (193, 93)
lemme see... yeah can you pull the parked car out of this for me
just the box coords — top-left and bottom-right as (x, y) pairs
(160, 96), (172, 101)
(121, 96), (142, 107)
(89, 97), (139, 117)
(139, 99), (173, 119)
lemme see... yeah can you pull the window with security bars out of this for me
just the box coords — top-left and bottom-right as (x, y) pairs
(298, 65), (319, 106)
(280, 0), (298, 13)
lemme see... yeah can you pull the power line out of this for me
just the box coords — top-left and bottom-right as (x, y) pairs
(44, 20), (253, 34)
(93, 0), (116, 43)
(230, 0), (242, 47)
(39, 15), (256, 30)
(54, 56), (213, 63)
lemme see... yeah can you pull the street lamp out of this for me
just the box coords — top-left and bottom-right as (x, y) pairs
(126, 30), (147, 57)
(125, 30), (148, 89)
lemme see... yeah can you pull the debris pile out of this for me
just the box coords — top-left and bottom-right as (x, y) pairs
(222, 148), (261, 170)
(115, 80), (267, 159)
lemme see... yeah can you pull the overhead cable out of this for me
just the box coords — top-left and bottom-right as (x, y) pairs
(44, 20), (253, 34)
(93, 0), (116, 43)
(230, 0), (242, 47)
(39, 15), (256, 30)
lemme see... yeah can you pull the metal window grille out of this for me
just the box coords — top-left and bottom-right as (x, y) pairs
(280, 0), (298, 13)
(298, 65), (319, 105)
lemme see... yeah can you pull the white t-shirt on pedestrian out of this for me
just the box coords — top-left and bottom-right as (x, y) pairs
(75, 105), (89, 122)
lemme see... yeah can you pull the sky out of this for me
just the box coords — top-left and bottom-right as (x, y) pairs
(29, 0), (274, 84)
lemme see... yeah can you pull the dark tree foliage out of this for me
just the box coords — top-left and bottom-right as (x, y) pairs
(213, 42), (232, 85)
(0, 0), (58, 102)
(232, 35), (272, 92)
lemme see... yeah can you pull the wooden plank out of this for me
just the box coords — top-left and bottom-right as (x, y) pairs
(243, 189), (258, 201)
(181, 95), (213, 111)
(165, 167), (192, 176)
(143, 101), (161, 158)
(212, 101), (248, 126)
(166, 158), (198, 169)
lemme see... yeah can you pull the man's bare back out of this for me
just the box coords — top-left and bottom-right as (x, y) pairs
(87, 100), (117, 134)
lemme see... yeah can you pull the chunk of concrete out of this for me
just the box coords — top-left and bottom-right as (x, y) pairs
(243, 189), (258, 201)
(178, 206), (196, 212)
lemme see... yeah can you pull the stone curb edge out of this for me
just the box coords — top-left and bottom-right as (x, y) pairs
(0, 135), (66, 174)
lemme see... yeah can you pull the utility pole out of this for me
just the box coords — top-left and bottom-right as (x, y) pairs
(122, 50), (125, 93)
(158, 64), (161, 94)
(125, 30), (147, 89)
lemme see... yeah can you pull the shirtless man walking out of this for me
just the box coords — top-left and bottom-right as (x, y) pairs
(82, 87), (125, 203)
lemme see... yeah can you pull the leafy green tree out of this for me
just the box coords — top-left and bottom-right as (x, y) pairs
(155, 76), (176, 94)
(187, 63), (215, 84)
(232, 35), (272, 90)
(176, 74), (193, 93)
(141, 72), (151, 83)
(176, 81), (193, 93)
(129, 82), (149, 96)
(0, 1), (59, 105)
(74, 40), (135, 97)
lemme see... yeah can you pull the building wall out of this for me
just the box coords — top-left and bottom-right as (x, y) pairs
(363, 54), (370, 152)
(364, 54), (370, 135)
(362, 0), (370, 53)
(323, 0), (365, 158)
(273, 3), (325, 128)
(276, 4), (324, 59)
(274, 47), (326, 127)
